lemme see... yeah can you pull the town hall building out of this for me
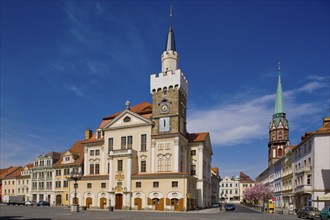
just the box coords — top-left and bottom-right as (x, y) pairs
(69, 22), (213, 211)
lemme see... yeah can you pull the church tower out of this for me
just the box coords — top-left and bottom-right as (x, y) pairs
(268, 63), (289, 167)
(150, 13), (189, 173)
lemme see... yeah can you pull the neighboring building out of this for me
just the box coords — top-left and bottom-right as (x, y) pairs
(281, 146), (295, 210)
(30, 152), (61, 203)
(239, 172), (255, 202)
(16, 164), (33, 201)
(72, 21), (213, 211)
(2, 167), (22, 199)
(219, 175), (240, 203)
(273, 159), (282, 207)
(211, 167), (220, 204)
(268, 64), (289, 167)
(53, 140), (84, 206)
(0, 166), (22, 202)
(293, 117), (330, 210)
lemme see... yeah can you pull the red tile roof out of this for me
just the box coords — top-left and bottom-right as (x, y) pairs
(53, 140), (85, 167)
(2, 167), (22, 179)
(0, 166), (22, 179)
(240, 171), (255, 183)
(103, 102), (152, 120)
(186, 132), (209, 143)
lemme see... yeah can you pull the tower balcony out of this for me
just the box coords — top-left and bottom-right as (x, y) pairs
(294, 184), (312, 194)
(295, 166), (311, 175)
(108, 148), (136, 158)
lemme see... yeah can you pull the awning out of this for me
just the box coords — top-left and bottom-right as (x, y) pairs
(319, 192), (330, 201)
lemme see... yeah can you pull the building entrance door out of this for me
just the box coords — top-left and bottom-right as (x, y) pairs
(86, 197), (92, 208)
(56, 195), (62, 206)
(134, 198), (142, 210)
(100, 198), (107, 209)
(115, 194), (122, 210)
(152, 198), (160, 210)
(171, 198), (179, 211)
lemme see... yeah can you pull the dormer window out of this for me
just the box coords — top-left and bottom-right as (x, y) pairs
(96, 130), (102, 139)
(65, 156), (70, 162)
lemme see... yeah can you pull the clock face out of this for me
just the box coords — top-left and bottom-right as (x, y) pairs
(161, 104), (169, 113)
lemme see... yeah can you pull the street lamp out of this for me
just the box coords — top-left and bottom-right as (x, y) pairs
(69, 168), (82, 212)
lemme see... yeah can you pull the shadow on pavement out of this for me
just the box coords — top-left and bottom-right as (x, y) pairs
(0, 217), (51, 220)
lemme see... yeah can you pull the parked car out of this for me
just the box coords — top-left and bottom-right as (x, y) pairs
(225, 204), (235, 211)
(37, 201), (50, 207)
(321, 206), (330, 220)
(297, 206), (320, 219)
(25, 201), (37, 206)
(211, 203), (219, 207)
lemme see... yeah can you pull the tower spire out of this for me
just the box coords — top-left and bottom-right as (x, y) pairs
(165, 4), (176, 52)
(274, 62), (285, 115)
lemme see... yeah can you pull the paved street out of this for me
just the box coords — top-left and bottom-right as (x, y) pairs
(0, 204), (299, 220)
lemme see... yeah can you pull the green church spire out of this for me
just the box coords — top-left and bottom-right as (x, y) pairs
(274, 62), (285, 115)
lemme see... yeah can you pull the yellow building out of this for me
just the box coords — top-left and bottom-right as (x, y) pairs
(2, 167), (22, 199)
(281, 146), (295, 211)
(16, 164), (33, 201)
(53, 140), (84, 206)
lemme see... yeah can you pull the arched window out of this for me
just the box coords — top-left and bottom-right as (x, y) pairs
(278, 148), (283, 157)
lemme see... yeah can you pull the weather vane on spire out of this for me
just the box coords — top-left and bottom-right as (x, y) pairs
(170, 4), (173, 28)
(278, 61), (281, 76)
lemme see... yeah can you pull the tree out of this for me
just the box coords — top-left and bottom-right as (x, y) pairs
(243, 183), (273, 205)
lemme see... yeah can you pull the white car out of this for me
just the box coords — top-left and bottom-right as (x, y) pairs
(25, 201), (36, 206)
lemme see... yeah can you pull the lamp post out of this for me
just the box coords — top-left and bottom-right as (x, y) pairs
(69, 168), (82, 212)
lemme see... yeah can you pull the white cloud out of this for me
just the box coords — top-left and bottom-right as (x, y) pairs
(188, 79), (326, 147)
(66, 85), (85, 97)
(297, 81), (327, 93)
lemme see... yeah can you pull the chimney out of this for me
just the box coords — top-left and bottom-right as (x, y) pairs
(85, 129), (92, 140)
(323, 117), (330, 127)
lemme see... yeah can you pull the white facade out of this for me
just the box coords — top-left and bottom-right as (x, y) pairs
(293, 121), (330, 210)
(219, 176), (240, 203)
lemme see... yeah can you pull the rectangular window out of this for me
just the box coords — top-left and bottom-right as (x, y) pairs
(87, 183), (92, 188)
(95, 149), (100, 155)
(153, 182), (159, 188)
(121, 137), (126, 149)
(65, 157), (70, 162)
(165, 143), (171, 150)
(108, 163), (110, 174)
(158, 158), (163, 172)
(141, 161), (146, 172)
(158, 143), (164, 151)
(159, 117), (170, 132)
(172, 181), (178, 188)
(191, 164), (196, 175)
(90, 150), (94, 156)
(118, 160), (123, 171)
(127, 136), (133, 149)
(90, 164), (95, 174)
(66, 194), (68, 201)
(108, 138), (113, 153)
(136, 182), (141, 188)
(95, 164), (100, 174)
(141, 134), (147, 151)
(64, 168), (70, 175)
(191, 150), (196, 156)
(63, 180), (68, 188)
(165, 158), (171, 171)
(101, 183), (106, 188)
(55, 169), (61, 176)
(307, 175), (312, 185)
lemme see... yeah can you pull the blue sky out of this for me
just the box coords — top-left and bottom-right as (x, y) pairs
(1, 0), (329, 179)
